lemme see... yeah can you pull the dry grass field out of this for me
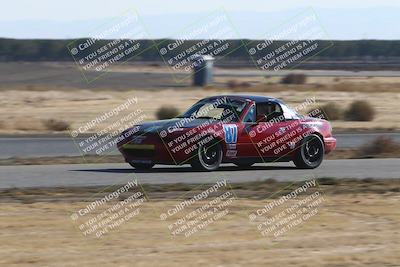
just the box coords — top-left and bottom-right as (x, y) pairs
(1, 62), (400, 134)
(0, 88), (399, 134)
(0, 180), (399, 267)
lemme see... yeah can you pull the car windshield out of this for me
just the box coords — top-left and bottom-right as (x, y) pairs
(178, 97), (248, 122)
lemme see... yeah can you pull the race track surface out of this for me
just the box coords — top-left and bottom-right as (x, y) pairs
(1, 133), (399, 159)
(0, 159), (398, 189)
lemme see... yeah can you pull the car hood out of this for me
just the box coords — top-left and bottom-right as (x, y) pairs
(134, 118), (216, 133)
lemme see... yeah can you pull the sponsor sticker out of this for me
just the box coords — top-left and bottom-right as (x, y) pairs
(226, 149), (237, 157)
(227, 143), (237, 149)
(223, 124), (238, 144)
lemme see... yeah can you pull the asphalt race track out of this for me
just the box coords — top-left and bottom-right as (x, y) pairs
(0, 159), (399, 189)
(1, 133), (399, 159)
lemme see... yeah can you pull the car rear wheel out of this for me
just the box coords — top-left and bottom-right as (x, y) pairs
(191, 140), (223, 171)
(293, 134), (324, 169)
(129, 162), (155, 170)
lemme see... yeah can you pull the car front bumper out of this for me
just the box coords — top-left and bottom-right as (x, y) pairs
(118, 134), (191, 165)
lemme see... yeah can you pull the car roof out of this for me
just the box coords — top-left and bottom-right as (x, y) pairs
(205, 94), (281, 104)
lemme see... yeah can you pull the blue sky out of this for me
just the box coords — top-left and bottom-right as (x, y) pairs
(1, 0), (399, 39)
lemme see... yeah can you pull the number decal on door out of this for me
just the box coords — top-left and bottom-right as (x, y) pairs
(223, 124), (238, 144)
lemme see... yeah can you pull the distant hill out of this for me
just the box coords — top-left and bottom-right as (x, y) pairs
(1, 39), (400, 66)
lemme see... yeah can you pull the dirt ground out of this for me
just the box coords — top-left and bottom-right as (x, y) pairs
(0, 180), (399, 267)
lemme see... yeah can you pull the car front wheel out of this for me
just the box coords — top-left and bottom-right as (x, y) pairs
(293, 134), (324, 169)
(191, 140), (223, 171)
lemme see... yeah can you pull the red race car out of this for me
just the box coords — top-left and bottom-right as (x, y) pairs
(117, 95), (336, 171)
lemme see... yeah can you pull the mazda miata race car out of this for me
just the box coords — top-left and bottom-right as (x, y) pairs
(117, 95), (336, 171)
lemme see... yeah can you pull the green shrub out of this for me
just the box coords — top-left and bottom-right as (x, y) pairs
(344, 100), (375, 121)
(281, 73), (307, 84)
(156, 106), (180, 120)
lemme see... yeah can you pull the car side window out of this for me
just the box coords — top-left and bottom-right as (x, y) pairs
(242, 104), (256, 123)
(257, 102), (283, 121)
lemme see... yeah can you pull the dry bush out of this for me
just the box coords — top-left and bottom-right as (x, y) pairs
(227, 80), (252, 88)
(149, 63), (161, 67)
(357, 136), (400, 157)
(156, 106), (180, 120)
(227, 80), (240, 88)
(281, 73), (307, 84)
(317, 177), (339, 185)
(42, 119), (71, 131)
(240, 81), (252, 88)
(308, 102), (343, 120)
(344, 100), (375, 121)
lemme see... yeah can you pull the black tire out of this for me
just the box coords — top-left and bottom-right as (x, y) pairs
(190, 140), (223, 171)
(293, 134), (324, 169)
(129, 162), (155, 170)
(234, 162), (254, 169)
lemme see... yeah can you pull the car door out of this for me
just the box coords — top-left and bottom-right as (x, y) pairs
(234, 103), (259, 158)
(247, 101), (295, 159)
